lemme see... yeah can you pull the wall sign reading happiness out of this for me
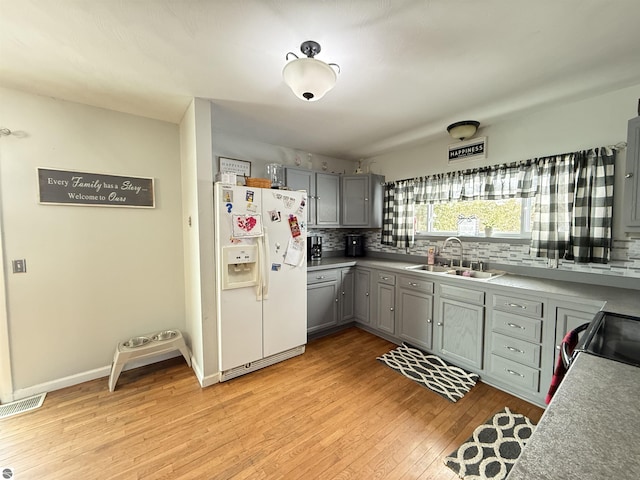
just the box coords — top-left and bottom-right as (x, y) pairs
(37, 168), (155, 208)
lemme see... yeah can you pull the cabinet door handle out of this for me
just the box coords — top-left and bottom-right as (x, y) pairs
(506, 345), (524, 354)
(507, 322), (525, 330)
(626, 173), (634, 178)
(342, 291), (345, 295)
(335, 298), (339, 303)
(426, 319), (432, 324)
(365, 292), (369, 297)
(364, 197), (369, 201)
(506, 368), (525, 378)
(437, 322), (443, 326)
(505, 302), (527, 309)
(390, 307), (394, 312)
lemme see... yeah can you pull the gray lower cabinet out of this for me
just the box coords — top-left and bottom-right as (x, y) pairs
(397, 275), (434, 350)
(485, 292), (545, 400)
(435, 283), (485, 370)
(354, 268), (372, 324)
(339, 268), (355, 323)
(307, 270), (339, 334)
(552, 301), (603, 366)
(374, 271), (396, 335)
(307, 267), (356, 334)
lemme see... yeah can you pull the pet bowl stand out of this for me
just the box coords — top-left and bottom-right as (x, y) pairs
(108, 329), (191, 392)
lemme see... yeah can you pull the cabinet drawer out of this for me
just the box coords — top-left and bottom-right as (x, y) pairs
(439, 284), (484, 305)
(307, 269), (338, 285)
(492, 311), (542, 343)
(377, 272), (396, 285)
(398, 276), (433, 294)
(489, 354), (540, 392)
(493, 294), (543, 318)
(491, 332), (541, 368)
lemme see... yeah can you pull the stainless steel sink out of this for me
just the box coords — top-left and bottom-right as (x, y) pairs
(446, 268), (506, 280)
(405, 265), (452, 273)
(405, 264), (505, 281)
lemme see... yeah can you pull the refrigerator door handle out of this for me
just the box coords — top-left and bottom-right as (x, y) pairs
(255, 235), (263, 301)
(262, 227), (270, 299)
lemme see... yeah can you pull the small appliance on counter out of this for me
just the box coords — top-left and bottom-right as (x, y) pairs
(345, 234), (364, 257)
(308, 235), (322, 260)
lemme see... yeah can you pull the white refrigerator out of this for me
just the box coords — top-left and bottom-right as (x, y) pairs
(214, 183), (307, 381)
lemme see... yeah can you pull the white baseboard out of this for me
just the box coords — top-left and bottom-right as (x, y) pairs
(12, 351), (192, 401)
(190, 357), (220, 387)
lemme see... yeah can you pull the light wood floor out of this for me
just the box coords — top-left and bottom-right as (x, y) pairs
(0, 327), (543, 479)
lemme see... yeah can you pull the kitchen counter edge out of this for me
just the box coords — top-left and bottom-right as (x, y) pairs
(307, 256), (640, 317)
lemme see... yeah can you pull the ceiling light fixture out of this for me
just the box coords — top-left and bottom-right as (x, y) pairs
(283, 40), (340, 102)
(447, 120), (480, 141)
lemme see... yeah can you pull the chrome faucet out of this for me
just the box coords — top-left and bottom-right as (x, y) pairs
(442, 236), (463, 267)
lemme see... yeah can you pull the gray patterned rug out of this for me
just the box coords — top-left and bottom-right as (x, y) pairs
(444, 407), (536, 479)
(376, 343), (479, 402)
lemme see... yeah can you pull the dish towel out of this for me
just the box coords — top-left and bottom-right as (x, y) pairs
(545, 328), (580, 404)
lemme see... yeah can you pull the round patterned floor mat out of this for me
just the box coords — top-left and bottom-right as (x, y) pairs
(444, 407), (536, 479)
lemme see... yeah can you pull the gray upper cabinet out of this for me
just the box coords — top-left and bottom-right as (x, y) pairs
(316, 172), (340, 226)
(286, 168), (315, 225)
(625, 116), (640, 233)
(286, 168), (340, 227)
(341, 174), (385, 228)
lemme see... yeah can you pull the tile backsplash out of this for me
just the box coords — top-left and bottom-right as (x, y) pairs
(309, 228), (640, 279)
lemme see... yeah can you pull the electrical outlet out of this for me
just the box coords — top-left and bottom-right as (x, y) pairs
(12, 259), (26, 274)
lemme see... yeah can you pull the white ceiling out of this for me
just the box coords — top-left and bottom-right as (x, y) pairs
(2, 1), (640, 160)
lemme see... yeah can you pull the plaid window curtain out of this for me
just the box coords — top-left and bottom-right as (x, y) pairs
(566, 148), (615, 263)
(414, 164), (526, 205)
(530, 154), (575, 260)
(381, 180), (416, 248)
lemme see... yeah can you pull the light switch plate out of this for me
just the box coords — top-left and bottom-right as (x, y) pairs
(12, 259), (26, 273)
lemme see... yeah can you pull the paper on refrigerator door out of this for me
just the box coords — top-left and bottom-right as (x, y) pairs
(231, 214), (264, 238)
(283, 237), (304, 266)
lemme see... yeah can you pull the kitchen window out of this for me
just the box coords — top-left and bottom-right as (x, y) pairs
(383, 146), (617, 263)
(414, 198), (533, 238)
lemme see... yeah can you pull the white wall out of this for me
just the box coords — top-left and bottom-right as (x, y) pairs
(370, 83), (640, 239)
(211, 107), (358, 178)
(0, 87), (185, 395)
(180, 99), (218, 386)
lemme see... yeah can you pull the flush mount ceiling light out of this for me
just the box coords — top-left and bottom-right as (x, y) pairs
(447, 120), (480, 141)
(283, 40), (340, 101)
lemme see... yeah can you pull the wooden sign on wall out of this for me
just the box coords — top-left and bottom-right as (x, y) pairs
(37, 168), (155, 208)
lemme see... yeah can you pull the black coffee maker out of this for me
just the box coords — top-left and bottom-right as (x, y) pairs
(345, 234), (364, 257)
(308, 235), (322, 260)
